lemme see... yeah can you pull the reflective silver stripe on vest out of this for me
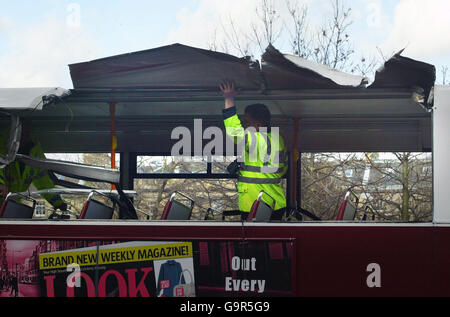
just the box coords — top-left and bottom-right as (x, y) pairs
(238, 177), (283, 184)
(240, 165), (286, 174)
(261, 132), (271, 167)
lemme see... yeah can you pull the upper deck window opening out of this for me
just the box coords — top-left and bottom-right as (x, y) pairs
(46, 152), (120, 186)
(35, 153), (121, 219)
(134, 156), (239, 221)
(137, 156), (207, 175)
(211, 156), (237, 174)
(133, 155), (289, 221)
(300, 152), (433, 223)
(45, 153), (120, 169)
(133, 178), (239, 221)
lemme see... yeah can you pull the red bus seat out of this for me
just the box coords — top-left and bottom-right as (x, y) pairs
(248, 191), (276, 222)
(79, 191), (115, 220)
(336, 190), (359, 221)
(0, 193), (36, 219)
(161, 192), (194, 221)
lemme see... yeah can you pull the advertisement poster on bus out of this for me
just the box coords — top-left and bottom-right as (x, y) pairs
(0, 239), (293, 297)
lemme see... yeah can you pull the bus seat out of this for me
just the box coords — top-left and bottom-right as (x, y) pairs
(248, 191), (276, 222)
(0, 193), (36, 219)
(79, 191), (115, 220)
(161, 192), (194, 221)
(336, 190), (359, 221)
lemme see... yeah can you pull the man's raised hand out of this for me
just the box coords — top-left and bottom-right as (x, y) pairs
(220, 81), (237, 109)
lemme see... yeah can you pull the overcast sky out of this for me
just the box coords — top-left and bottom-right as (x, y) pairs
(0, 0), (449, 88)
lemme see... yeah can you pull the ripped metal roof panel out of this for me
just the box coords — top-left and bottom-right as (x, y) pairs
(69, 44), (435, 101)
(369, 50), (436, 101)
(69, 43), (264, 91)
(261, 44), (368, 89)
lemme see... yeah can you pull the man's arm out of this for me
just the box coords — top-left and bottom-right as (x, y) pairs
(220, 82), (250, 146)
(220, 82), (236, 109)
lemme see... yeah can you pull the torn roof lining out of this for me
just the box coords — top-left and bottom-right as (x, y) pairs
(0, 44), (436, 113)
(283, 54), (369, 87)
(69, 43), (371, 91)
(68, 43), (264, 91)
(69, 43), (251, 67)
(67, 43), (436, 99)
(369, 53), (436, 102)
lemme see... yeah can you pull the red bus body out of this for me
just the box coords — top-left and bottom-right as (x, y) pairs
(0, 221), (447, 297)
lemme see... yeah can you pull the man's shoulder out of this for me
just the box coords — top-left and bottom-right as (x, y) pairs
(223, 106), (238, 120)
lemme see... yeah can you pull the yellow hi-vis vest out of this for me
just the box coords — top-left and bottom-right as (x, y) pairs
(224, 108), (288, 213)
(0, 130), (65, 209)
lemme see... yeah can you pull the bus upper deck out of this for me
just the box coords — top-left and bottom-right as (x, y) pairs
(0, 44), (438, 224)
(2, 44), (450, 298)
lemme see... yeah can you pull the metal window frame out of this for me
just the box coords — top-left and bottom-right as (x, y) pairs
(121, 152), (291, 209)
(131, 152), (289, 179)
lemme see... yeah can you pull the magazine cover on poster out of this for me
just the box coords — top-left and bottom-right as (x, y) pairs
(0, 239), (293, 297)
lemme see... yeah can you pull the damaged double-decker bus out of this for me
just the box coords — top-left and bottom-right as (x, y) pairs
(0, 43), (448, 298)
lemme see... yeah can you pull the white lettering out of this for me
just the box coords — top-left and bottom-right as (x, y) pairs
(194, 119), (203, 156)
(66, 3), (81, 28)
(170, 119), (281, 165)
(224, 277), (266, 293)
(257, 280), (266, 293)
(181, 302), (215, 315)
(366, 2), (382, 28)
(225, 277), (233, 291)
(203, 126), (223, 158)
(231, 256), (257, 271)
(366, 263), (382, 288)
(241, 279), (249, 291)
(171, 126), (191, 157)
(66, 263), (81, 288)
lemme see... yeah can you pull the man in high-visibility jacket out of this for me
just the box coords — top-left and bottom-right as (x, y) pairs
(0, 120), (67, 211)
(220, 82), (288, 221)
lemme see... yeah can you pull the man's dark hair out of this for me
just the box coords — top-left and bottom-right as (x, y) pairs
(245, 103), (271, 128)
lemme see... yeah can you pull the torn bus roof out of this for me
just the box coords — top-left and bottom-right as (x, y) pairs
(68, 43), (436, 101)
(69, 43), (369, 91)
(369, 50), (436, 101)
(69, 43), (264, 90)
(0, 44), (435, 154)
(261, 44), (368, 89)
(0, 87), (70, 111)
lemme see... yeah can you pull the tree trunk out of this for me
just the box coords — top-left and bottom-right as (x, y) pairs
(401, 154), (410, 221)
